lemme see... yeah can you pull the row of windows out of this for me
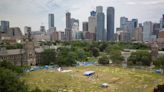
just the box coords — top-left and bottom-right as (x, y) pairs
(0, 55), (22, 60)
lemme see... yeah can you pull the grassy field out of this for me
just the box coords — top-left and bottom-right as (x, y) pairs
(21, 66), (164, 92)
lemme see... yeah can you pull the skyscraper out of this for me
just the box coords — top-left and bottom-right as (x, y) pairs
(153, 23), (160, 38)
(48, 14), (54, 29)
(88, 11), (97, 33)
(66, 12), (72, 29)
(96, 6), (103, 13)
(65, 12), (72, 41)
(132, 19), (138, 28)
(120, 17), (128, 30)
(88, 11), (97, 40)
(107, 7), (115, 41)
(83, 22), (88, 31)
(96, 6), (105, 41)
(143, 21), (153, 42)
(131, 19), (138, 39)
(0, 21), (9, 33)
(162, 14), (164, 28)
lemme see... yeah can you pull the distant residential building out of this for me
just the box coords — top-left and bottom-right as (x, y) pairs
(47, 27), (56, 41)
(107, 7), (115, 41)
(40, 26), (46, 33)
(82, 22), (88, 31)
(48, 14), (55, 29)
(119, 31), (131, 43)
(0, 27), (23, 44)
(134, 27), (143, 42)
(76, 31), (83, 40)
(51, 31), (59, 41)
(153, 23), (160, 38)
(143, 21), (153, 42)
(1, 21), (9, 33)
(8, 27), (22, 41)
(31, 31), (49, 42)
(58, 31), (65, 41)
(24, 26), (32, 38)
(158, 29), (164, 38)
(96, 6), (105, 41)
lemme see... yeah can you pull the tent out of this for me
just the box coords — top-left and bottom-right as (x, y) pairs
(101, 83), (109, 88)
(84, 71), (95, 76)
(155, 70), (163, 74)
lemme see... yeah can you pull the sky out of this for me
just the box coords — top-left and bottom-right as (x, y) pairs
(0, 0), (164, 32)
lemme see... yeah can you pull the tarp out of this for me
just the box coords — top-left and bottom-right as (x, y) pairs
(101, 83), (109, 88)
(84, 71), (95, 76)
(155, 70), (163, 74)
(78, 62), (96, 66)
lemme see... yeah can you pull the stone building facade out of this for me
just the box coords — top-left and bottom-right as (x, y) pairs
(0, 33), (44, 66)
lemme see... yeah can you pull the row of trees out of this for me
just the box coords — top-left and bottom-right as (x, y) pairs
(128, 51), (152, 66)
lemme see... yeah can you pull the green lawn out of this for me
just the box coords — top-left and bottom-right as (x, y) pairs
(21, 66), (164, 92)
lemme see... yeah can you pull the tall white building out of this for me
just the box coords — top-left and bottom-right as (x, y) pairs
(71, 18), (79, 40)
(88, 16), (96, 33)
(143, 21), (153, 42)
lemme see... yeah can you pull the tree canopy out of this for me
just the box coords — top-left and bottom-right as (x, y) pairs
(128, 51), (151, 66)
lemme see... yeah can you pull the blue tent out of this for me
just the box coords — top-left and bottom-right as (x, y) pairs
(44, 65), (49, 69)
(155, 70), (163, 74)
(84, 71), (95, 76)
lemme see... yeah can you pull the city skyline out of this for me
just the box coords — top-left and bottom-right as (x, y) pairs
(0, 0), (164, 32)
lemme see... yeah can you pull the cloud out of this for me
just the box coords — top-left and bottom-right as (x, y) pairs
(125, 1), (137, 5)
(0, 0), (163, 32)
(140, 0), (164, 5)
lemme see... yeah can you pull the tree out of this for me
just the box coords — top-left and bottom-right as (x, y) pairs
(154, 56), (164, 69)
(91, 47), (99, 57)
(98, 55), (109, 65)
(110, 50), (124, 64)
(98, 42), (108, 52)
(56, 47), (77, 66)
(105, 44), (123, 54)
(41, 49), (56, 65)
(154, 84), (164, 92)
(0, 68), (28, 92)
(128, 51), (151, 66)
(0, 60), (24, 74)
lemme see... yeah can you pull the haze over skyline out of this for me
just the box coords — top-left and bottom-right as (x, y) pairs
(0, 0), (164, 32)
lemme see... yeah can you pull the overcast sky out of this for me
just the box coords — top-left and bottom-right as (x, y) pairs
(0, 0), (164, 32)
